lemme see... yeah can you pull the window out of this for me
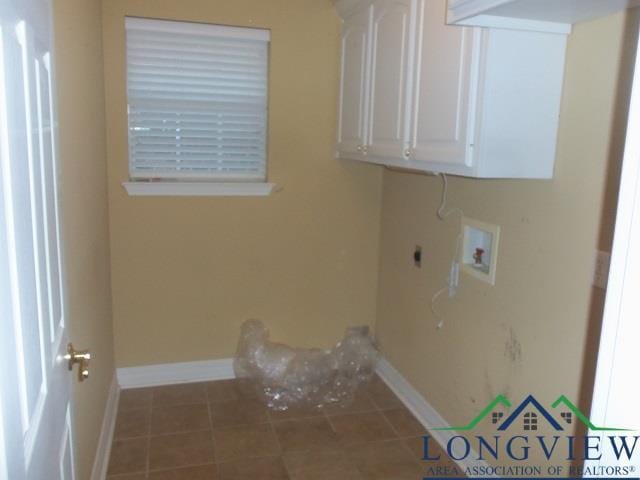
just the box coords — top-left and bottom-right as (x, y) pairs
(123, 17), (272, 196)
(523, 412), (538, 431)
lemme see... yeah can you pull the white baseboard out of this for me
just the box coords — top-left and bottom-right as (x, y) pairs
(117, 358), (235, 389)
(90, 373), (120, 480)
(376, 357), (493, 476)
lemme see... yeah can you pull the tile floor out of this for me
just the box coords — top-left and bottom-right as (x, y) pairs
(106, 376), (461, 479)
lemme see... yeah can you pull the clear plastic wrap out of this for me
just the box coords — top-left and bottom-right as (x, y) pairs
(233, 319), (379, 410)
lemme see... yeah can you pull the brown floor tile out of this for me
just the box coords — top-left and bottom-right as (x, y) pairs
(206, 379), (239, 403)
(107, 474), (147, 480)
(209, 398), (268, 427)
(268, 403), (324, 421)
(283, 447), (363, 480)
(147, 464), (218, 479)
(273, 418), (338, 453)
(114, 408), (151, 439)
(234, 378), (261, 399)
(322, 391), (377, 416)
(404, 437), (461, 475)
(120, 388), (153, 412)
(207, 379), (258, 403)
(107, 437), (148, 476)
(382, 407), (427, 437)
(365, 377), (404, 410)
(151, 404), (210, 435)
(152, 383), (207, 407)
(329, 411), (397, 445)
(148, 430), (215, 471)
(213, 424), (280, 462)
(346, 440), (423, 480)
(403, 435), (427, 461)
(322, 389), (377, 415)
(217, 456), (289, 479)
(109, 380), (440, 480)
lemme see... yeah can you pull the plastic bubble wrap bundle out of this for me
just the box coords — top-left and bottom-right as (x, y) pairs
(233, 319), (379, 410)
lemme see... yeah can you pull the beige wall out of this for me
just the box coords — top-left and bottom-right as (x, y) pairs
(53, 0), (114, 478)
(101, 0), (383, 367)
(376, 10), (638, 466)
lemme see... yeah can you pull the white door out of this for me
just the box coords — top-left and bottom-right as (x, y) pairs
(410, 0), (480, 168)
(367, 0), (415, 159)
(0, 0), (74, 478)
(585, 24), (640, 474)
(336, 7), (371, 159)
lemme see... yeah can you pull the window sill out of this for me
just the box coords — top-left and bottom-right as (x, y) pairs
(122, 182), (275, 197)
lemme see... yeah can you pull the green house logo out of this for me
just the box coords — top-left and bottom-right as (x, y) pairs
(434, 394), (630, 432)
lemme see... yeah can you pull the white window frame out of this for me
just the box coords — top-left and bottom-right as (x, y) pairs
(121, 17), (274, 197)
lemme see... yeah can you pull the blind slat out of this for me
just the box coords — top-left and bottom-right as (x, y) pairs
(131, 130), (265, 140)
(128, 74), (266, 90)
(129, 120), (265, 132)
(127, 58), (267, 76)
(126, 17), (269, 181)
(131, 148), (264, 158)
(127, 42), (266, 60)
(130, 159), (264, 167)
(128, 64), (267, 83)
(129, 172), (265, 181)
(129, 89), (266, 105)
(128, 53), (267, 72)
(129, 101), (265, 115)
(126, 30), (268, 50)
(128, 83), (266, 98)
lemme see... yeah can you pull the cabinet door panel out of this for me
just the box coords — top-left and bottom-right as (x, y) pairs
(368, 0), (413, 158)
(336, 8), (370, 157)
(411, 0), (479, 167)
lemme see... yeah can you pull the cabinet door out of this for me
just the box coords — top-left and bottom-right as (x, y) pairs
(336, 8), (371, 158)
(411, 0), (480, 168)
(367, 0), (414, 158)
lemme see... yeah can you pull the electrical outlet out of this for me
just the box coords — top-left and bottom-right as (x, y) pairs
(593, 250), (611, 289)
(414, 246), (422, 268)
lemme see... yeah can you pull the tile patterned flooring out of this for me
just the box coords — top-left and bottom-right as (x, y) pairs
(106, 376), (460, 479)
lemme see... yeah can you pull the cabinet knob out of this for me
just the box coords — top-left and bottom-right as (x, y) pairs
(362, 145), (369, 154)
(356, 145), (363, 152)
(403, 148), (412, 159)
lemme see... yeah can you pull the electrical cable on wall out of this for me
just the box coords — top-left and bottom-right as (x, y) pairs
(431, 173), (464, 329)
(436, 172), (464, 220)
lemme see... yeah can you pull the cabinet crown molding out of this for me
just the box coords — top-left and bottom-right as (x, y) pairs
(335, 0), (371, 18)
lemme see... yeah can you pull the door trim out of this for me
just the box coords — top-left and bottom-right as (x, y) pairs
(89, 374), (119, 480)
(585, 23), (640, 470)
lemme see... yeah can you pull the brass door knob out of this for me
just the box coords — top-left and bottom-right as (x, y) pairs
(65, 343), (91, 382)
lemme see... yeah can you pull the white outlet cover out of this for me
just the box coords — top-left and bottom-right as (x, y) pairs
(593, 250), (611, 289)
(460, 217), (500, 285)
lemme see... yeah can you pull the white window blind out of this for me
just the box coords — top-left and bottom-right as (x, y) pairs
(125, 17), (270, 182)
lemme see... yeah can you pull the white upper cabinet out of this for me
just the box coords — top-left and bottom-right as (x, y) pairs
(409, 0), (478, 171)
(336, 7), (371, 158)
(336, 0), (568, 179)
(367, 0), (415, 159)
(336, 0), (639, 179)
